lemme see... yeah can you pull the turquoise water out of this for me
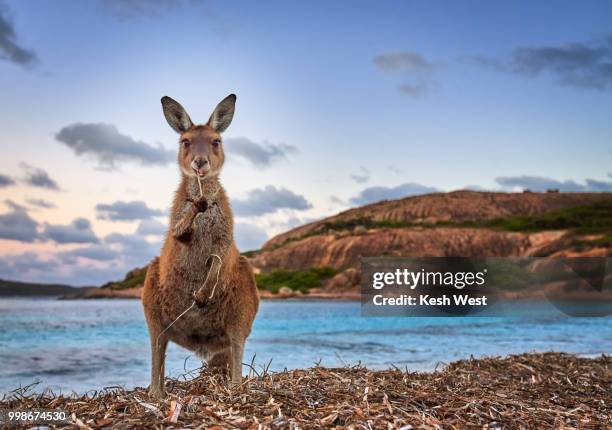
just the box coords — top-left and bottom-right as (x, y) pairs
(0, 298), (610, 395)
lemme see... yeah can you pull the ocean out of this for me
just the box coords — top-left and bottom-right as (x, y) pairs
(1, 298), (610, 395)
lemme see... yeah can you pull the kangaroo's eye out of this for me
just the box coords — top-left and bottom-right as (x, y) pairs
(181, 139), (190, 147)
(212, 139), (221, 148)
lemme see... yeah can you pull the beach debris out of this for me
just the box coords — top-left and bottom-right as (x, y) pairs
(71, 413), (91, 429)
(168, 400), (183, 423)
(0, 352), (609, 428)
(133, 396), (161, 416)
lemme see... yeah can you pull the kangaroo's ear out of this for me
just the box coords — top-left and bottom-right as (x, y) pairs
(161, 96), (193, 133)
(207, 94), (236, 133)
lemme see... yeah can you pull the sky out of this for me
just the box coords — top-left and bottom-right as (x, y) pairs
(0, 0), (611, 285)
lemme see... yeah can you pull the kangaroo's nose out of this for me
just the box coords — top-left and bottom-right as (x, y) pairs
(194, 158), (209, 168)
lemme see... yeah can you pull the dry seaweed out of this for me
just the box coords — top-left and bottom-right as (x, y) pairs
(1, 352), (610, 429)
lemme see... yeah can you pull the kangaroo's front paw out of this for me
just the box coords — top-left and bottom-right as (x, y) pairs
(190, 196), (208, 213)
(194, 289), (209, 308)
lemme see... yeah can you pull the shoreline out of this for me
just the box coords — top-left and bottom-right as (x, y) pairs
(44, 287), (612, 302)
(56, 286), (362, 301)
(5, 289), (612, 303)
(1, 352), (608, 428)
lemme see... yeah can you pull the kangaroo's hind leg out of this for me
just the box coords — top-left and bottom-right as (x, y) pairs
(148, 327), (168, 399)
(230, 339), (245, 384)
(142, 258), (168, 399)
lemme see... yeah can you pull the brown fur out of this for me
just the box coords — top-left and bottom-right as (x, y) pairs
(142, 95), (259, 399)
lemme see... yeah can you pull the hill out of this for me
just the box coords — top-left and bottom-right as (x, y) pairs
(249, 190), (612, 297)
(60, 266), (148, 299)
(0, 278), (91, 297)
(264, 190), (611, 249)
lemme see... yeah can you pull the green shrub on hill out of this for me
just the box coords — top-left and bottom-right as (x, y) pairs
(255, 267), (338, 293)
(102, 267), (147, 290)
(488, 201), (612, 235)
(115, 271), (146, 290)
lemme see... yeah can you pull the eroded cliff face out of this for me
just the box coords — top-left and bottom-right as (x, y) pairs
(252, 229), (566, 272)
(250, 229), (571, 294)
(250, 191), (611, 294)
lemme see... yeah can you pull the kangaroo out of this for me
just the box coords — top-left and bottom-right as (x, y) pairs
(142, 94), (259, 399)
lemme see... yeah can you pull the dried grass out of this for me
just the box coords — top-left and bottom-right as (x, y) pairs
(1, 352), (610, 429)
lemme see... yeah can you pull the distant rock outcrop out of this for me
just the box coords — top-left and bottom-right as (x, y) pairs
(250, 191), (612, 295)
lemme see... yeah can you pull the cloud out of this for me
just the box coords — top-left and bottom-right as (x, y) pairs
(1, 252), (55, 277)
(584, 178), (612, 191)
(373, 51), (437, 97)
(20, 163), (60, 190)
(100, 0), (187, 19)
(350, 182), (438, 205)
(373, 51), (434, 73)
(0, 3), (38, 67)
(0, 174), (15, 187)
(96, 200), (166, 221)
(0, 201), (102, 244)
(0, 200), (41, 242)
(26, 198), (56, 209)
(267, 215), (319, 232)
(136, 219), (167, 236)
(282, 216), (313, 230)
(471, 35), (612, 91)
(232, 186), (312, 216)
(43, 218), (99, 244)
(463, 184), (487, 191)
(55, 123), (174, 170)
(398, 82), (430, 97)
(0, 229), (160, 285)
(4, 199), (25, 211)
(0, 251), (124, 286)
(329, 195), (346, 205)
(387, 165), (403, 175)
(58, 244), (119, 263)
(495, 175), (612, 192)
(234, 222), (268, 251)
(225, 137), (298, 167)
(105, 232), (160, 267)
(350, 167), (370, 183)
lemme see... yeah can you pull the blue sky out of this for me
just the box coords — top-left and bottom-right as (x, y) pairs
(0, 0), (611, 285)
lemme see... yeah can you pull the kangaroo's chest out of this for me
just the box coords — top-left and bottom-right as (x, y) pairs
(176, 203), (230, 277)
(192, 203), (231, 250)
(193, 202), (225, 237)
